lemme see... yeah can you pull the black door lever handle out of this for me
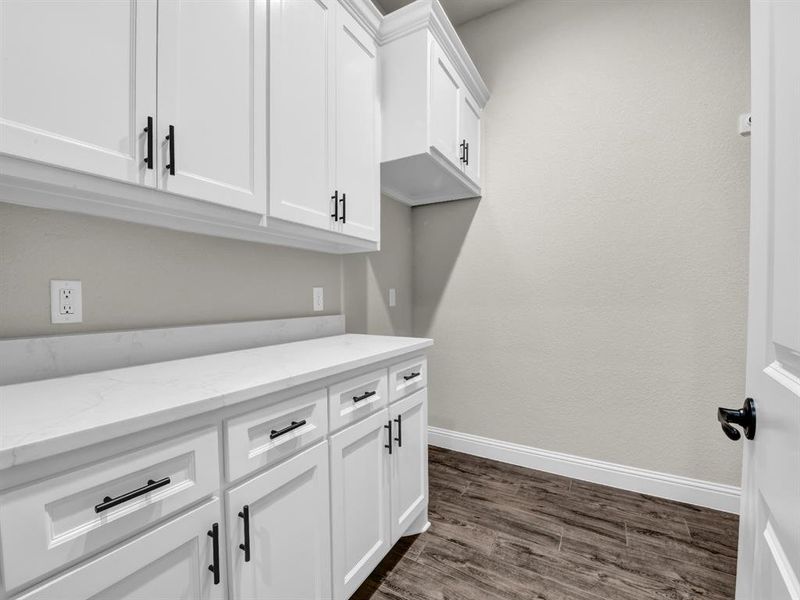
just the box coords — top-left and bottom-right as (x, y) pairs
(717, 398), (756, 441)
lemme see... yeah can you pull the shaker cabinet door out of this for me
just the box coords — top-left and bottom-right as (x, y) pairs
(0, 0), (157, 186)
(227, 442), (332, 600)
(157, 0), (266, 213)
(460, 92), (481, 185)
(428, 41), (462, 168)
(269, 0), (336, 231)
(389, 389), (428, 544)
(335, 3), (380, 242)
(330, 409), (392, 600)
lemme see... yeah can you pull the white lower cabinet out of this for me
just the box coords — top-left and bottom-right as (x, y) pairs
(226, 442), (332, 600)
(330, 388), (429, 599)
(330, 409), (392, 600)
(1, 354), (428, 600)
(390, 389), (428, 544)
(16, 499), (224, 600)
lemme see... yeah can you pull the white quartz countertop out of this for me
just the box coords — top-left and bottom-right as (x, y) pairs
(0, 334), (432, 470)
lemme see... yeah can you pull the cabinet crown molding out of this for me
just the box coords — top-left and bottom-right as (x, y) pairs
(378, 0), (489, 107)
(339, 0), (383, 38)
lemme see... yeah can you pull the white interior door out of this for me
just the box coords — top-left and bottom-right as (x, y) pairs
(736, 2), (800, 598)
(227, 442), (331, 600)
(460, 92), (481, 185)
(389, 389), (428, 545)
(269, 0), (336, 231)
(428, 40), (462, 168)
(0, 0), (157, 186)
(335, 2), (380, 242)
(15, 500), (223, 600)
(157, 0), (266, 213)
(329, 409), (391, 600)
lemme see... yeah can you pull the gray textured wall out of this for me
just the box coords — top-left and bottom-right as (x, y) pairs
(413, 0), (751, 485)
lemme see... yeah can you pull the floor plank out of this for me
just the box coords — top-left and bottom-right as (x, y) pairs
(352, 447), (738, 600)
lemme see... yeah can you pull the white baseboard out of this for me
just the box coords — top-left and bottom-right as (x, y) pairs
(428, 426), (741, 514)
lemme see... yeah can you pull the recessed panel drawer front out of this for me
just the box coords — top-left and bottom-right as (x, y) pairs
(225, 388), (328, 482)
(0, 426), (220, 593)
(388, 356), (427, 403)
(328, 368), (388, 432)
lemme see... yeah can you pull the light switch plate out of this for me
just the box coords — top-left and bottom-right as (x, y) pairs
(50, 280), (83, 324)
(389, 288), (397, 307)
(313, 287), (324, 312)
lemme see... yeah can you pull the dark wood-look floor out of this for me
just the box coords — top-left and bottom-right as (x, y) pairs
(353, 447), (739, 600)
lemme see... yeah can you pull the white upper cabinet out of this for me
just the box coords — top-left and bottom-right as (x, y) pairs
(157, 0), (267, 214)
(0, 0), (157, 187)
(0, 0), (381, 253)
(335, 5), (380, 242)
(268, 0), (336, 231)
(379, 0), (489, 206)
(270, 0), (380, 243)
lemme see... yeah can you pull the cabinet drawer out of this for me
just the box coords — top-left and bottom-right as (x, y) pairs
(225, 388), (328, 482)
(0, 427), (220, 593)
(388, 356), (427, 402)
(328, 368), (388, 432)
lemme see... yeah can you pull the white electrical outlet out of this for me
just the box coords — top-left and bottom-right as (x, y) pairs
(50, 280), (83, 324)
(313, 287), (324, 312)
(738, 112), (751, 136)
(389, 288), (397, 307)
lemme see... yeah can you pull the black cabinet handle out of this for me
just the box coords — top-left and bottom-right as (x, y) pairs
(718, 398), (756, 441)
(403, 372), (421, 381)
(459, 140), (466, 163)
(238, 504), (251, 562)
(465, 141), (469, 165)
(394, 414), (402, 447)
(207, 522), (220, 585)
(353, 390), (376, 403)
(165, 125), (175, 175)
(94, 476), (171, 513)
(384, 420), (392, 454)
(143, 116), (153, 170)
(270, 419), (306, 440)
(340, 192), (346, 224)
(331, 190), (339, 221)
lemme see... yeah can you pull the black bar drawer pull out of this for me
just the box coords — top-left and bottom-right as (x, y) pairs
(340, 192), (346, 224)
(143, 116), (153, 169)
(94, 476), (171, 513)
(394, 414), (402, 448)
(384, 420), (392, 454)
(331, 190), (339, 221)
(353, 390), (376, 403)
(207, 522), (220, 585)
(165, 125), (175, 175)
(270, 419), (306, 439)
(465, 141), (469, 165)
(238, 505), (251, 562)
(403, 372), (421, 381)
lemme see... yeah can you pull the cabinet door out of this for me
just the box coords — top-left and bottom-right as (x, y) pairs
(15, 500), (223, 600)
(335, 3), (380, 242)
(227, 442), (331, 600)
(330, 409), (391, 600)
(389, 388), (428, 544)
(269, 0), (336, 230)
(428, 40), (462, 168)
(157, 0), (266, 213)
(0, 0), (157, 186)
(460, 92), (481, 185)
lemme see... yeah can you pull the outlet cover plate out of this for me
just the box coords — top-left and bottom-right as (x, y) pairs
(50, 280), (83, 324)
(313, 287), (324, 312)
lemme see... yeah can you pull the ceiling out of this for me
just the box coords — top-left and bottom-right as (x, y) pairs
(376, 0), (519, 26)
